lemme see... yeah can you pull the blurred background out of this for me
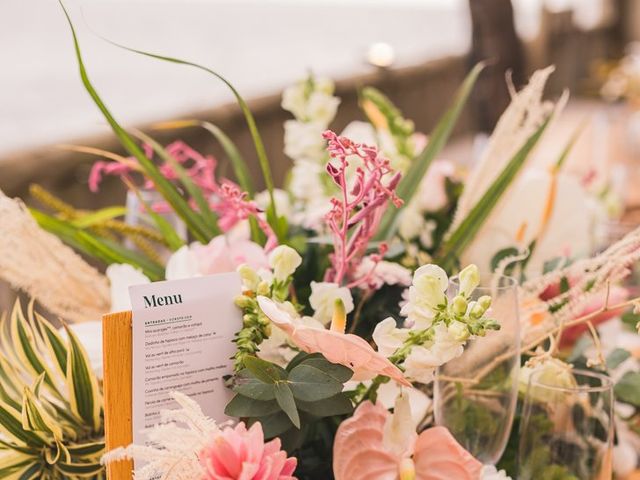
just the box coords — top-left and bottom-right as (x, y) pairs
(3, 0), (640, 306)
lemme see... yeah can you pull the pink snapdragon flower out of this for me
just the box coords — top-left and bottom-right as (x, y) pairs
(322, 130), (402, 288)
(200, 422), (297, 480)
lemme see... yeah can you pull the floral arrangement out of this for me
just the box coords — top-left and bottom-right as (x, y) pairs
(1, 3), (640, 480)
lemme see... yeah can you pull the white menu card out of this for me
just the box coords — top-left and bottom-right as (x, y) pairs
(129, 272), (242, 445)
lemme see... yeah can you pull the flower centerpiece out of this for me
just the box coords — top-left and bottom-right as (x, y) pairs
(1, 3), (640, 479)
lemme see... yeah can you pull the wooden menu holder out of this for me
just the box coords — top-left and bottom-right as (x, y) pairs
(102, 311), (134, 480)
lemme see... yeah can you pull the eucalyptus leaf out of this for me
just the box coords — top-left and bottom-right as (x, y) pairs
(288, 364), (345, 402)
(233, 369), (276, 400)
(296, 393), (354, 417)
(243, 357), (287, 384)
(606, 348), (631, 370)
(224, 394), (280, 418)
(296, 357), (353, 384)
(252, 412), (293, 439)
(614, 371), (640, 407)
(273, 383), (300, 428)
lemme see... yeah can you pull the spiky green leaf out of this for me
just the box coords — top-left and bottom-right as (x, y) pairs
(376, 62), (485, 240)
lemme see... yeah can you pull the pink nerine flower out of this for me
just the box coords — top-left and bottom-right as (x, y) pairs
(200, 422), (297, 480)
(257, 296), (410, 386)
(322, 130), (402, 288)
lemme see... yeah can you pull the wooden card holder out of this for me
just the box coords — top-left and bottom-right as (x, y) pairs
(102, 311), (134, 480)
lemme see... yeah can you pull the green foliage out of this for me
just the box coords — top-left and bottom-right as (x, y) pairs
(437, 117), (551, 271)
(30, 209), (165, 281)
(376, 63), (485, 240)
(0, 302), (104, 479)
(359, 86), (415, 158)
(615, 371), (640, 407)
(606, 348), (631, 370)
(58, 0), (225, 245)
(225, 353), (353, 451)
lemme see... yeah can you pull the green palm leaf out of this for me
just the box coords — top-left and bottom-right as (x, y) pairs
(375, 63), (485, 240)
(436, 117), (551, 271)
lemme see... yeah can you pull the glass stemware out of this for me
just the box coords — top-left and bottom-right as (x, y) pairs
(434, 274), (520, 465)
(518, 368), (614, 480)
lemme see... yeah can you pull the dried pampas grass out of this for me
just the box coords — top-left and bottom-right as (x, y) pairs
(0, 190), (110, 323)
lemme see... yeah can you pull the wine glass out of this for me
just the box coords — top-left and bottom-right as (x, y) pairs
(125, 190), (187, 257)
(518, 368), (614, 480)
(434, 274), (520, 465)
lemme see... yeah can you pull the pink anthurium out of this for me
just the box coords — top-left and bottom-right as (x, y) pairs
(333, 395), (482, 480)
(257, 296), (410, 386)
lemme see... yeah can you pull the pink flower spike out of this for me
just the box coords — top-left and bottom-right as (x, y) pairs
(200, 421), (297, 480)
(321, 130), (402, 288)
(257, 296), (410, 386)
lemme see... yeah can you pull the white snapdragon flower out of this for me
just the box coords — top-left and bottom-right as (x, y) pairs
(268, 245), (302, 281)
(400, 264), (448, 329)
(403, 323), (464, 384)
(281, 77), (338, 125)
(283, 120), (327, 162)
(373, 318), (410, 357)
(281, 82), (307, 120)
(305, 91), (340, 127)
(309, 281), (354, 325)
(254, 188), (293, 219)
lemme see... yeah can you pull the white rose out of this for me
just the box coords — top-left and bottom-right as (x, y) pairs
(372, 317), (409, 357)
(284, 120), (327, 162)
(309, 281), (354, 325)
(106, 264), (150, 312)
(268, 245), (302, 281)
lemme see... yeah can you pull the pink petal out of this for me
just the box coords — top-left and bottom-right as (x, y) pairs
(333, 402), (400, 480)
(413, 426), (482, 480)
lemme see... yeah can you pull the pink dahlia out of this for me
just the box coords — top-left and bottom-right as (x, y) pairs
(200, 422), (297, 480)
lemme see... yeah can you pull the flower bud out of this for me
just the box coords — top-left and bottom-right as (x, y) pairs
(458, 264), (479, 297)
(478, 295), (492, 311)
(237, 264), (260, 291)
(256, 281), (270, 296)
(469, 303), (486, 319)
(448, 320), (470, 342)
(234, 295), (253, 309)
(451, 295), (468, 316)
(268, 245), (302, 281)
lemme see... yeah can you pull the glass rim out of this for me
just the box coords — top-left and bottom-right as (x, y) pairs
(449, 272), (519, 291)
(528, 368), (614, 393)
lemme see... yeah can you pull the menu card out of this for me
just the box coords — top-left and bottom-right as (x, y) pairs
(129, 272), (242, 444)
